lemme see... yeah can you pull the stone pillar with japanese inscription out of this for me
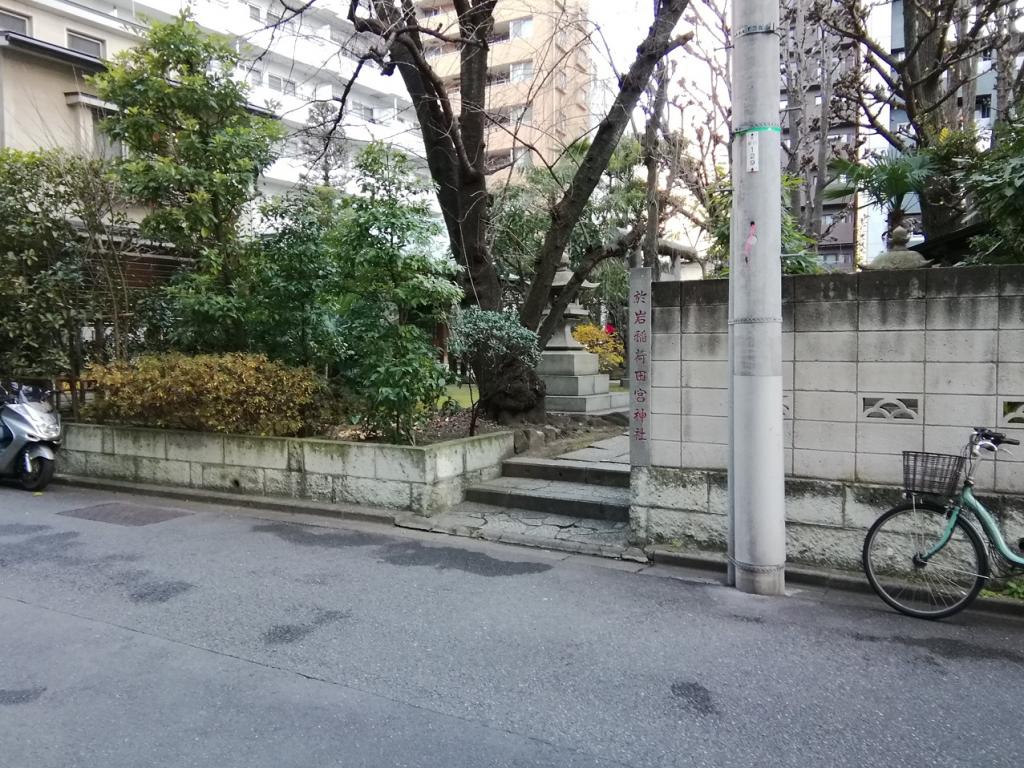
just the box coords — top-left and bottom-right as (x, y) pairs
(629, 267), (653, 466)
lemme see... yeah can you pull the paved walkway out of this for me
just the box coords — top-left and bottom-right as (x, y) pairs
(397, 502), (637, 559)
(552, 433), (629, 465)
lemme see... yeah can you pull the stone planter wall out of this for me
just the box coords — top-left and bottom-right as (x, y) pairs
(61, 424), (513, 515)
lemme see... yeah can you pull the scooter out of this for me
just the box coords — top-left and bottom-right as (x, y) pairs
(0, 382), (61, 491)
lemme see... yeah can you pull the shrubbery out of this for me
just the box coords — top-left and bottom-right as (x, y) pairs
(448, 308), (541, 371)
(448, 308), (543, 431)
(87, 353), (326, 436)
(572, 323), (624, 373)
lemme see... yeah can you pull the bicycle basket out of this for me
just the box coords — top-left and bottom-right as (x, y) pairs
(902, 451), (965, 498)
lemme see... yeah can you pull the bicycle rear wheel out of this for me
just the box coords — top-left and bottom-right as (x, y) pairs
(863, 501), (989, 620)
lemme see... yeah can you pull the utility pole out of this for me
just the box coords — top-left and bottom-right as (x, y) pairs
(727, 0), (786, 595)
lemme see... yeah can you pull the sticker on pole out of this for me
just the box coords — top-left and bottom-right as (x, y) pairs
(745, 131), (759, 172)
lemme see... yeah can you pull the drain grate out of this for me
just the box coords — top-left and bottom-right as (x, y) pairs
(58, 502), (191, 527)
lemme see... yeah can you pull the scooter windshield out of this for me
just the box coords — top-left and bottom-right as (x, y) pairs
(12, 385), (53, 411)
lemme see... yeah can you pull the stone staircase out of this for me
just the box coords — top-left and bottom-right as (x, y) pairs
(464, 455), (630, 523)
(396, 452), (637, 559)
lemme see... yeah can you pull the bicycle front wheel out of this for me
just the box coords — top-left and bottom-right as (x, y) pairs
(863, 501), (989, 620)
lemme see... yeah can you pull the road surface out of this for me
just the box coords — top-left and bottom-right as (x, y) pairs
(1, 483), (1022, 767)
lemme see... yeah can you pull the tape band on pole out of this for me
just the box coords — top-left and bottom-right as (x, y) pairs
(733, 124), (782, 135)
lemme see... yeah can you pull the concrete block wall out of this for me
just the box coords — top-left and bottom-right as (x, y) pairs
(61, 424), (513, 515)
(632, 466), (1024, 571)
(636, 266), (1024, 564)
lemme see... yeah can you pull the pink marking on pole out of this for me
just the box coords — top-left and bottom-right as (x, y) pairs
(742, 221), (757, 263)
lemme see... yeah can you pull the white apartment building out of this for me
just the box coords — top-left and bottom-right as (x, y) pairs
(0, 0), (423, 195)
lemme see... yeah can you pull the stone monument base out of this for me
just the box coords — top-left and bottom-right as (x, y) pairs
(538, 350), (628, 414)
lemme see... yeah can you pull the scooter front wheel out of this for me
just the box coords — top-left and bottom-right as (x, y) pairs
(19, 454), (55, 491)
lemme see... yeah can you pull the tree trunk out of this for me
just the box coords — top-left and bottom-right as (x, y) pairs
(642, 51), (668, 271)
(903, 0), (965, 238)
(809, 43), (833, 240)
(361, 0), (502, 312)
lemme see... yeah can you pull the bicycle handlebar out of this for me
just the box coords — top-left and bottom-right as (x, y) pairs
(973, 427), (1020, 447)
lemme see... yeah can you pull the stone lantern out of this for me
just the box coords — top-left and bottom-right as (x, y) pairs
(536, 254), (628, 413)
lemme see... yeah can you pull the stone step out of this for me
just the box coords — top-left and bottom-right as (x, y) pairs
(501, 456), (630, 488)
(545, 393), (612, 413)
(465, 477), (629, 522)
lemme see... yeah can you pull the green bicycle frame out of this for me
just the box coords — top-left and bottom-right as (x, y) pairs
(921, 485), (1024, 568)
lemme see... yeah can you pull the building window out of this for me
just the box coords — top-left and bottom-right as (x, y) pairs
(267, 74), (295, 94)
(0, 8), (29, 34)
(91, 108), (122, 160)
(249, 68), (263, 86)
(485, 150), (512, 171)
(67, 31), (105, 58)
(976, 94), (992, 119)
(555, 71), (568, 90)
(350, 102), (375, 122)
(509, 60), (533, 83)
(266, 11), (280, 25)
(248, 4), (261, 20)
(509, 17), (532, 39)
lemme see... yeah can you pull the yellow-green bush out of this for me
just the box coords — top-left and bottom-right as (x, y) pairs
(572, 323), (625, 373)
(86, 353), (326, 436)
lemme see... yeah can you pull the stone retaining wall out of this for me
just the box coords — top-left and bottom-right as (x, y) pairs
(633, 466), (1024, 570)
(61, 424), (513, 515)
(634, 265), (1024, 567)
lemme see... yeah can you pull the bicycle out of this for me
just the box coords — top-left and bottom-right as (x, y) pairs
(862, 427), (1023, 620)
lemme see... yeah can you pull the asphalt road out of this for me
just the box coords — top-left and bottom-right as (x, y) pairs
(2, 483), (1024, 768)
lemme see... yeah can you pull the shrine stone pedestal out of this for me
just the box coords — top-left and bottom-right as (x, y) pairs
(539, 350), (626, 413)
(538, 265), (628, 414)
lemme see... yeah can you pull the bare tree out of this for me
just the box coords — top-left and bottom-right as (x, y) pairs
(821, 0), (1023, 237)
(336, 0), (690, 349)
(297, 101), (350, 186)
(664, 0), (731, 272)
(781, 0), (859, 247)
(642, 0), (671, 271)
(990, 1), (1024, 129)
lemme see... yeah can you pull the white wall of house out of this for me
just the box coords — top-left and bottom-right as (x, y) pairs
(0, 0), (424, 194)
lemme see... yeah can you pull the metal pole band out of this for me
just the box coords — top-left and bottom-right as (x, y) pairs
(729, 317), (783, 325)
(734, 24), (777, 38)
(728, 556), (785, 575)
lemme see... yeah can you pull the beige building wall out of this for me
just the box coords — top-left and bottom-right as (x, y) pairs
(417, 0), (593, 170)
(0, 0), (139, 55)
(3, 50), (95, 152)
(0, 0), (140, 153)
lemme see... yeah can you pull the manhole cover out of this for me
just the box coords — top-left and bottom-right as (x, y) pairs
(58, 503), (191, 527)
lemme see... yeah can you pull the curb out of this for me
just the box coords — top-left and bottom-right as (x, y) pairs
(645, 547), (873, 594)
(645, 546), (1024, 619)
(54, 475), (396, 527)
(54, 476), (1024, 620)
